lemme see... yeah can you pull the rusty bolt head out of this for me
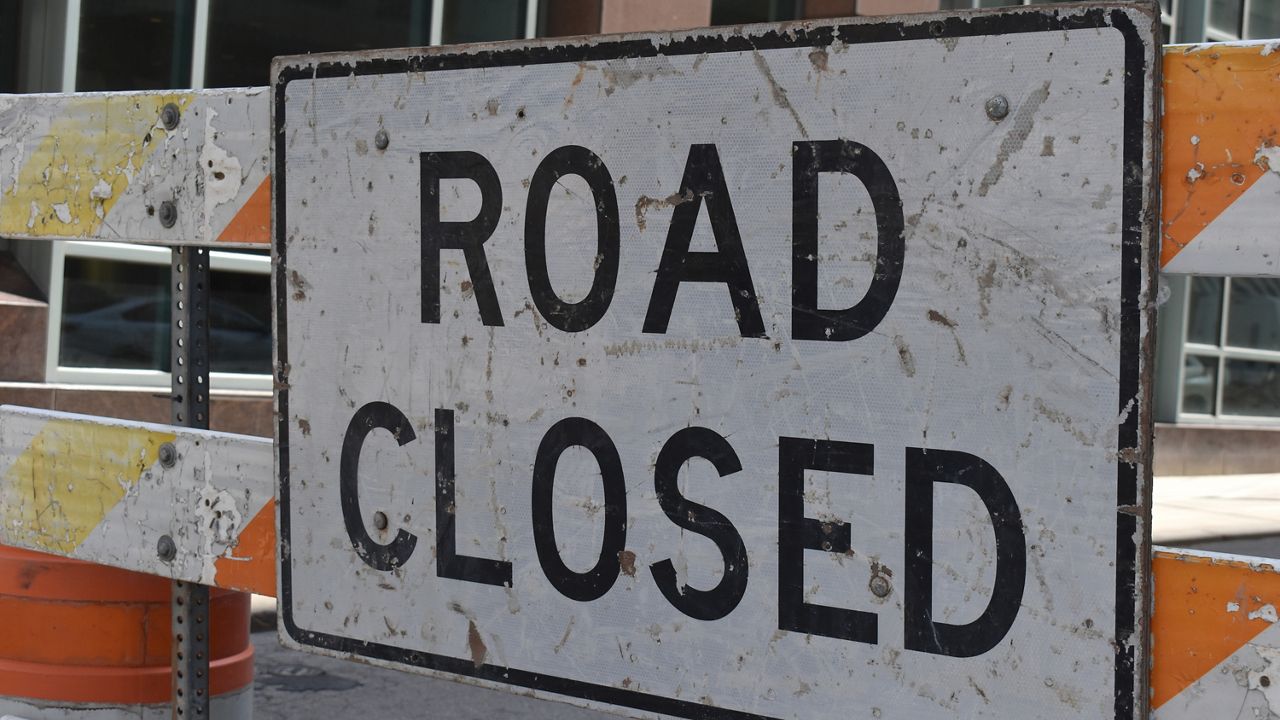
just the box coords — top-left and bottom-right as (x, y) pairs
(158, 442), (177, 468)
(160, 103), (181, 131)
(985, 95), (1010, 121)
(373, 511), (388, 531)
(869, 574), (892, 598)
(157, 534), (177, 562)
(158, 201), (177, 229)
(374, 129), (389, 151)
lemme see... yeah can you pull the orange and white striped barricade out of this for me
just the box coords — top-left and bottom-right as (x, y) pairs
(1161, 40), (1280, 276)
(0, 406), (274, 596)
(1151, 547), (1280, 718)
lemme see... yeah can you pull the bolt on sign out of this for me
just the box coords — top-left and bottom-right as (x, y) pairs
(274, 5), (1159, 719)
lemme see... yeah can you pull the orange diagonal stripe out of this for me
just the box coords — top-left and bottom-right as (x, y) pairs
(213, 499), (276, 596)
(1161, 44), (1280, 267)
(1151, 550), (1280, 709)
(218, 176), (271, 244)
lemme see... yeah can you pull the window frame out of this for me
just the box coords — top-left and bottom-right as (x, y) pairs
(45, 241), (274, 391)
(1176, 276), (1280, 423)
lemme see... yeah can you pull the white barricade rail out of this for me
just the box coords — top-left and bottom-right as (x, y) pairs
(0, 405), (274, 595)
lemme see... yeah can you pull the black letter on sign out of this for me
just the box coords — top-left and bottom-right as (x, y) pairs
(525, 145), (620, 332)
(792, 140), (904, 341)
(435, 409), (513, 587)
(340, 401), (417, 571)
(642, 144), (766, 338)
(532, 417), (627, 601)
(904, 447), (1025, 658)
(421, 151), (504, 326)
(650, 427), (749, 621)
(777, 436), (876, 644)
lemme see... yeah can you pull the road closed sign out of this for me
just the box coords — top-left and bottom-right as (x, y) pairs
(274, 6), (1158, 719)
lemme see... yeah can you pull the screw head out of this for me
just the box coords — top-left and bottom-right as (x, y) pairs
(158, 442), (178, 468)
(160, 103), (181, 131)
(157, 534), (177, 562)
(869, 574), (892, 598)
(374, 129), (389, 151)
(985, 94), (1010, 121)
(373, 511), (388, 531)
(158, 200), (177, 228)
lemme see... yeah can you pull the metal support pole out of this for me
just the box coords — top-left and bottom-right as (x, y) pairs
(172, 245), (212, 719)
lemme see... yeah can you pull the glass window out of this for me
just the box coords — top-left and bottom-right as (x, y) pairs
(77, 0), (194, 91)
(204, 0), (432, 88)
(1209, 0), (1243, 36)
(443, 0), (526, 44)
(1187, 276), (1224, 345)
(1227, 278), (1280, 352)
(0, 0), (18, 93)
(58, 254), (271, 375)
(1175, 274), (1280, 421)
(60, 256), (170, 370)
(1222, 359), (1280, 417)
(209, 270), (272, 374)
(1248, 1), (1280, 38)
(1182, 355), (1219, 415)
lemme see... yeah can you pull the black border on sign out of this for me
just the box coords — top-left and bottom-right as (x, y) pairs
(274, 8), (1153, 720)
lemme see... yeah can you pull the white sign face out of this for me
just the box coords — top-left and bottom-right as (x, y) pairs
(275, 7), (1157, 720)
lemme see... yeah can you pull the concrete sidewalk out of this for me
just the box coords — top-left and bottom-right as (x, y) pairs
(1152, 473), (1280, 546)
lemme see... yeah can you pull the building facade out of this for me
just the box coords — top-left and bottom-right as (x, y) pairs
(1, 0), (1277, 472)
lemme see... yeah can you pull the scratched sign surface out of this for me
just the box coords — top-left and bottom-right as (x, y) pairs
(275, 7), (1157, 720)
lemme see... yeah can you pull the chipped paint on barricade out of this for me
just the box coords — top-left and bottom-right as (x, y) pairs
(1151, 547), (1280, 719)
(275, 6), (1158, 720)
(0, 405), (275, 596)
(0, 93), (193, 238)
(0, 88), (270, 247)
(2, 413), (174, 554)
(1160, 40), (1280, 276)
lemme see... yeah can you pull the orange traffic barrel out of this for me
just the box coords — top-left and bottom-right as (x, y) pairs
(0, 545), (254, 718)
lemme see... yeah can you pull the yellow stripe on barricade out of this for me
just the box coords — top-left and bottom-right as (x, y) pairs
(2, 417), (174, 555)
(0, 88), (270, 248)
(0, 93), (194, 239)
(0, 406), (275, 596)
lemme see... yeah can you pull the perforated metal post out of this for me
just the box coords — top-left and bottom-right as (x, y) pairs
(171, 246), (212, 719)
